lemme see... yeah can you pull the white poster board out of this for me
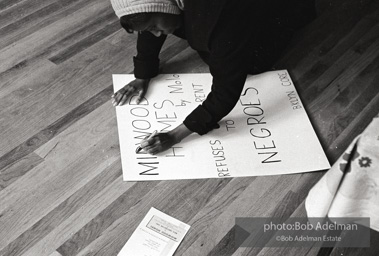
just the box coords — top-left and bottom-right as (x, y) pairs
(113, 71), (330, 181)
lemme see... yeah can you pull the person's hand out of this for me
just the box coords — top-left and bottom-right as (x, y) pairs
(140, 132), (178, 155)
(140, 124), (193, 155)
(112, 78), (150, 106)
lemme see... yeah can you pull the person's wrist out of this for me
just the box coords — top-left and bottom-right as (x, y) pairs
(135, 78), (149, 83)
(168, 129), (182, 144)
(169, 123), (192, 144)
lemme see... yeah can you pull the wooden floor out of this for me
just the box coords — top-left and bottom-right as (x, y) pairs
(1, 0), (379, 255)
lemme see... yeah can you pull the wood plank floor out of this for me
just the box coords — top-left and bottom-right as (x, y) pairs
(1, 0), (378, 255)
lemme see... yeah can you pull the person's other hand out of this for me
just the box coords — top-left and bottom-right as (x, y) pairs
(140, 132), (178, 155)
(112, 78), (150, 106)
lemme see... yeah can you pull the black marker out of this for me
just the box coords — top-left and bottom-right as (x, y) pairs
(135, 130), (158, 153)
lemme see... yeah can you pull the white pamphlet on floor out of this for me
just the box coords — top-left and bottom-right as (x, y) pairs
(118, 208), (190, 256)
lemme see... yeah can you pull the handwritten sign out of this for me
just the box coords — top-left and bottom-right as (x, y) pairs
(113, 71), (330, 181)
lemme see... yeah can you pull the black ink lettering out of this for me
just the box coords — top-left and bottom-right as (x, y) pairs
(247, 116), (266, 125)
(225, 120), (235, 131)
(138, 162), (159, 175)
(133, 130), (150, 142)
(258, 152), (282, 164)
(209, 140), (221, 145)
(157, 120), (176, 132)
(155, 111), (177, 120)
(286, 91), (302, 110)
(240, 87), (260, 106)
(168, 82), (183, 93)
(243, 106), (264, 116)
(278, 72), (292, 86)
(176, 99), (191, 107)
(165, 147), (184, 157)
(250, 128), (271, 138)
(132, 120), (151, 130)
(130, 107), (149, 117)
(253, 140), (277, 150)
(153, 100), (174, 109)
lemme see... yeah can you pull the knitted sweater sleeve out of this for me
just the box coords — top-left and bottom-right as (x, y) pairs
(133, 32), (167, 79)
(183, 1), (252, 135)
